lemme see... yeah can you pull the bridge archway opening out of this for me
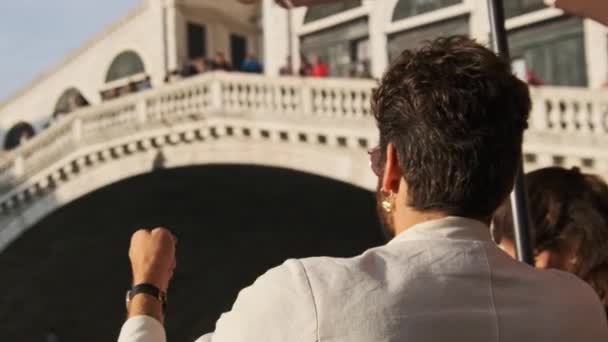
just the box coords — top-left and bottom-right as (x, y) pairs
(0, 164), (384, 341)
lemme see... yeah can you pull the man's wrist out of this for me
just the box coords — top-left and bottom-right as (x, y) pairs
(133, 272), (167, 291)
(127, 292), (165, 324)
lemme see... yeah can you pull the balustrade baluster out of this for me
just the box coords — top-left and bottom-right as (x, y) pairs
(13, 155), (24, 179)
(137, 98), (147, 124)
(562, 97), (577, 133)
(301, 84), (312, 115)
(72, 118), (83, 142)
(210, 77), (223, 112)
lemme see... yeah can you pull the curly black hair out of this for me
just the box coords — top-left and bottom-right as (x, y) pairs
(373, 36), (531, 219)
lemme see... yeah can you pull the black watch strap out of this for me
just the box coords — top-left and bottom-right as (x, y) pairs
(126, 283), (167, 312)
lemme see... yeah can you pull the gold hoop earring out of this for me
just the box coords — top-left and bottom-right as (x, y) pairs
(381, 190), (396, 213)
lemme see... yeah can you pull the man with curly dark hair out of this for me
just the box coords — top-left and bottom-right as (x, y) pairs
(118, 36), (608, 342)
(494, 167), (608, 313)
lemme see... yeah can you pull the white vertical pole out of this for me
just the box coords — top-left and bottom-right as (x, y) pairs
(368, 0), (388, 78)
(165, 0), (180, 73)
(468, 0), (491, 45)
(262, 0), (290, 76)
(584, 19), (608, 88)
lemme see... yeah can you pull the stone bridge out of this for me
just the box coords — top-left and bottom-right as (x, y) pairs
(0, 72), (607, 251)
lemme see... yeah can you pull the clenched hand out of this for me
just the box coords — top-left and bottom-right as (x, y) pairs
(129, 228), (177, 292)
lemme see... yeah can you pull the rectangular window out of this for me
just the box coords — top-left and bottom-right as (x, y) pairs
(187, 23), (207, 59)
(504, 0), (547, 19)
(392, 0), (463, 21)
(230, 34), (248, 71)
(301, 18), (369, 77)
(304, 0), (362, 23)
(509, 17), (587, 86)
(388, 16), (470, 61)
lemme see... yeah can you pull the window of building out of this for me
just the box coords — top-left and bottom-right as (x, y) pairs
(509, 17), (587, 86)
(392, 0), (463, 21)
(303, 0), (362, 24)
(504, 0), (546, 19)
(187, 22), (207, 59)
(230, 34), (248, 71)
(300, 18), (369, 77)
(4, 122), (35, 151)
(105, 50), (145, 83)
(54, 88), (89, 115)
(388, 16), (469, 60)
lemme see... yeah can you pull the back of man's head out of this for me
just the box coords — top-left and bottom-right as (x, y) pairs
(373, 36), (531, 219)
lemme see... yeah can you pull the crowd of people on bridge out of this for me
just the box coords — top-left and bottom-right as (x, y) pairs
(165, 52), (264, 84)
(117, 36), (608, 342)
(278, 54), (371, 79)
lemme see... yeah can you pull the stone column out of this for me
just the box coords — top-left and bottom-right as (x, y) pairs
(262, 0), (290, 76)
(467, 0), (491, 46)
(164, 0), (182, 74)
(367, 0), (389, 78)
(584, 19), (608, 88)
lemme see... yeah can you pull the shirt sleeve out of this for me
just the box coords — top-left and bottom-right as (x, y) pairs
(201, 259), (318, 342)
(117, 315), (166, 342)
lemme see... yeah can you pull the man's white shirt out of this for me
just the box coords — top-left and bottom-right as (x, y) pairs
(118, 217), (608, 342)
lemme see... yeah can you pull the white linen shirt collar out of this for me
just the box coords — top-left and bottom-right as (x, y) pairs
(388, 216), (492, 244)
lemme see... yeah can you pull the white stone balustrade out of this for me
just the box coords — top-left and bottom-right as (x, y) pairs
(0, 72), (606, 251)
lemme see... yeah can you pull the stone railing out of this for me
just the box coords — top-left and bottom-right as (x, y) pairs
(528, 86), (608, 134)
(0, 72), (377, 219)
(524, 86), (608, 174)
(0, 72), (607, 228)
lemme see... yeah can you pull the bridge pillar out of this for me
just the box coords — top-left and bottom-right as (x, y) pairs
(262, 0), (289, 76)
(368, 0), (389, 78)
(584, 20), (608, 88)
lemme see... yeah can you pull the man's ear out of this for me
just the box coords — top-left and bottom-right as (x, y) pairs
(381, 143), (402, 193)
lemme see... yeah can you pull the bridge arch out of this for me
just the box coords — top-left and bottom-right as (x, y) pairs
(0, 163), (383, 340)
(0, 124), (376, 252)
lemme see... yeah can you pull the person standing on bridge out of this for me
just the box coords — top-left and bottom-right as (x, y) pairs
(117, 36), (608, 342)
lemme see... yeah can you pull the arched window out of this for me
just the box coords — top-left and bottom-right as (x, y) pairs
(105, 50), (145, 83)
(4, 122), (35, 150)
(392, 0), (462, 21)
(303, 0), (361, 24)
(54, 88), (89, 115)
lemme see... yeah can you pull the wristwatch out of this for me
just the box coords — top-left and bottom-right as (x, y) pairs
(125, 283), (167, 312)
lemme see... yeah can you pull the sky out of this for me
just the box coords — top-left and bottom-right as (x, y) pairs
(0, 0), (141, 101)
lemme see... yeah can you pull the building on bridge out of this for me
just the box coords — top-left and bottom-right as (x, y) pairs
(0, 0), (607, 147)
